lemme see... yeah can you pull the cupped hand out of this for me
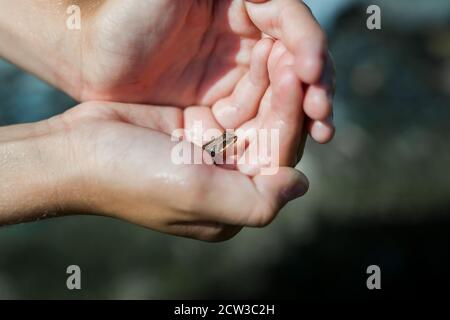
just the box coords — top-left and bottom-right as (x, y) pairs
(47, 100), (308, 241)
(77, 0), (334, 143)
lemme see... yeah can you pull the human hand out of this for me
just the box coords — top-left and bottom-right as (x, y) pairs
(0, 100), (308, 241)
(0, 0), (334, 142)
(60, 35), (314, 239)
(0, 35), (311, 240)
(58, 101), (310, 241)
(77, 0), (335, 143)
(0, 0), (334, 241)
(0, 38), (313, 236)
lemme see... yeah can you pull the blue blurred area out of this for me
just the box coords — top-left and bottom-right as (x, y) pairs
(306, 0), (450, 30)
(0, 0), (449, 299)
(0, 60), (74, 125)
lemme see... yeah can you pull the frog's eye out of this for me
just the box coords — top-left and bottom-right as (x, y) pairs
(202, 132), (237, 158)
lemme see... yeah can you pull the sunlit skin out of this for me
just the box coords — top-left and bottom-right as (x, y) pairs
(79, 0), (335, 143)
(0, 42), (310, 241)
(0, 103), (309, 242)
(0, 0), (335, 143)
(0, 0), (335, 240)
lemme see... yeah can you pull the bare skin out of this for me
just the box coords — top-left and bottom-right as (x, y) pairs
(0, 0), (335, 143)
(0, 0), (334, 240)
(0, 44), (309, 241)
(0, 98), (308, 241)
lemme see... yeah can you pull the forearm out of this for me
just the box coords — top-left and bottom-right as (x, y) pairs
(0, 120), (82, 226)
(0, 0), (88, 99)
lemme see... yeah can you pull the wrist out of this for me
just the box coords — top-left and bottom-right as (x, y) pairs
(0, 120), (86, 225)
(0, 1), (91, 100)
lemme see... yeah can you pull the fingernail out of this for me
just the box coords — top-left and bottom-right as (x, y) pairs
(282, 174), (310, 202)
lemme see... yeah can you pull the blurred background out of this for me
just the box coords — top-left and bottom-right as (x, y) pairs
(0, 0), (449, 299)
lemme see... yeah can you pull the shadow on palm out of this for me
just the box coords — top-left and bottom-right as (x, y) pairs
(84, 0), (256, 107)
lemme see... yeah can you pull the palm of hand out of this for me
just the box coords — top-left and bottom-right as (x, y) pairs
(81, 0), (306, 171)
(60, 101), (307, 241)
(83, 0), (259, 106)
(81, 0), (334, 146)
(55, 0), (334, 240)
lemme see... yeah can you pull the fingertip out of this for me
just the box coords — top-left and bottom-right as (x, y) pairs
(253, 167), (309, 212)
(279, 169), (309, 203)
(309, 118), (335, 144)
(304, 86), (333, 120)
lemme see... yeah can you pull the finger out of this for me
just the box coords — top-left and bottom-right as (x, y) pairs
(263, 65), (305, 165)
(189, 165), (309, 227)
(307, 117), (335, 144)
(252, 167), (309, 225)
(184, 106), (223, 147)
(238, 66), (304, 176)
(304, 86), (332, 121)
(304, 53), (335, 121)
(267, 40), (288, 81)
(113, 132), (307, 229)
(268, 42), (295, 81)
(245, 0), (328, 83)
(212, 38), (273, 129)
(257, 41), (293, 117)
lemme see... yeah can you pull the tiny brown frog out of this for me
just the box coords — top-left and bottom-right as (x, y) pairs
(202, 131), (237, 158)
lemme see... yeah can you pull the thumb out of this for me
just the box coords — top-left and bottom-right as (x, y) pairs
(254, 167), (309, 213)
